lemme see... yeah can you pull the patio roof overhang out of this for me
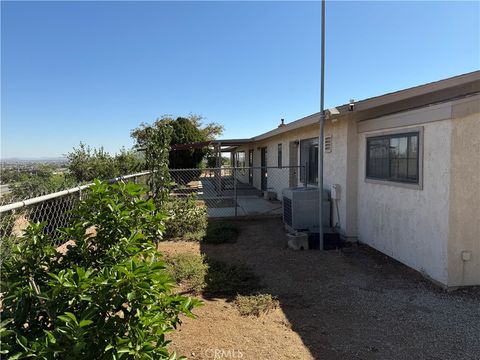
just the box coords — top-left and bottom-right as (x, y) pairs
(171, 138), (252, 151)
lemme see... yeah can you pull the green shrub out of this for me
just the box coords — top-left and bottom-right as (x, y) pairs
(0, 181), (200, 359)
(203, 221), (240, 244)
(166, 253), (209, 293)
(164, 195), (207, 241)
(204, 260), (262, 297)
(66, 143), (144, 183)
(234, 294), (279, 317)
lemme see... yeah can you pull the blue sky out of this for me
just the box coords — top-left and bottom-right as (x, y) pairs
(1, 1), (479, 158)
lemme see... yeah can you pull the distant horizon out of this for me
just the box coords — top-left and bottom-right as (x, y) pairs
(2, 1), (479, 158)
(1, 156), (68, 162)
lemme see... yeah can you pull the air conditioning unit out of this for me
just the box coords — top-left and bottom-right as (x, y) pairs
(282, 187), (330, 231)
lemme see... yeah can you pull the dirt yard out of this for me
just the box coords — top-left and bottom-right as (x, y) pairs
(160, 217), (480, 360)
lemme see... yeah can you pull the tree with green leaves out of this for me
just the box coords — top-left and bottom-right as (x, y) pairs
(66, 143), (144, 183)
(9, 165), (76, 198)
(131, 115), (224, 170)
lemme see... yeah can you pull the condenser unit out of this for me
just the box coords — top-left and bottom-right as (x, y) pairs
(282, 187), (330, 231)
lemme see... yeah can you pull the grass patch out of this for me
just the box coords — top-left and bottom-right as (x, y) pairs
(234, 294), (279, 317)
(179, 229), (206, 242)
(203, 221), (240, 244)
(204, 260), (262, 296)
(165, 253), (209, 293)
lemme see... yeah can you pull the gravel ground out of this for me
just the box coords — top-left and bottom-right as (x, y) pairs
(162, 217), (480, 360)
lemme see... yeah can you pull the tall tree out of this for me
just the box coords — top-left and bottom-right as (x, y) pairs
(131, 115), (224, 170)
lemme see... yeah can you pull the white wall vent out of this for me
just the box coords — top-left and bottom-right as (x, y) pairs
(324, 135), (332, 153)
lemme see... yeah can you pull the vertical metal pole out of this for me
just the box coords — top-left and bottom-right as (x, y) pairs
(304, 163), (308, 188)
(215, 143), (222, 192)
(318, 0), (326, 250)
(233, 167), (238, 217)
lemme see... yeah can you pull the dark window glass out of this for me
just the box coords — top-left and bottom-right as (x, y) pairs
(300, 138), (319, 185)
(278, 144), (282, 168)
(366, 132), (419, 183)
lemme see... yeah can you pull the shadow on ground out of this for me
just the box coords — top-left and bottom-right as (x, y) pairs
(199, 217), (480, 360)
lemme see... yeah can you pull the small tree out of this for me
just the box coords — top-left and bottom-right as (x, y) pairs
(134, 122), (173, 206)
(115, 147), (144, 176)
(10, 165), (76, 198)
(0, 181), (200, 359)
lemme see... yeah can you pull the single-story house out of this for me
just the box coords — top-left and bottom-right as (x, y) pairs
(229, 71), (480, 287)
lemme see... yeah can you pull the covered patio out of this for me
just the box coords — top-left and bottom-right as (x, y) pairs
(170, 168), (282, 218)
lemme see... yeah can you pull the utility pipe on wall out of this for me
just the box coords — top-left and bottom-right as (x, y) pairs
(318, 0), (326, 250)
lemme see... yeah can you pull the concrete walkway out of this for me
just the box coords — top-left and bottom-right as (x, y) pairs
(206, 195), (283, 218)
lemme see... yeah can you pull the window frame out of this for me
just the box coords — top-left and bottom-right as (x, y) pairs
(299, 137), (319, 186)
(365, 127), (424, 190)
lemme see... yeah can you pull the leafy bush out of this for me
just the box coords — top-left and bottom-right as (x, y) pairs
(204, 260), (262, 297)
(164, 195), (207, 241)
(0, 181), (200, 359)
(10, 165), (77, 198)
(67, 143), (144, 183)
(203, 221), (240, 244)
(166, 253), (209, 293)
(234, 294), (279, 317)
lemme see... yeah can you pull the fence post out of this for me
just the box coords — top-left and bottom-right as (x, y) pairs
(233, 167), (238, 217)
(304, 163), (308, 188)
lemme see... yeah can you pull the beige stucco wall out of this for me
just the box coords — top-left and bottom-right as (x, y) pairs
(234, 120), (354, 236)
(233, 94), (479, 287)
(357, 119), (452, 285)
(447, 95), (480, 286)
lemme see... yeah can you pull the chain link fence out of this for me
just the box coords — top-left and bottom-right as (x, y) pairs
(169, 166), (304, 218)
(0, 166), (305, 261)
(0, 172), (151, 261)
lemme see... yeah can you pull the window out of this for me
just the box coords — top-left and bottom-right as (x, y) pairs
(235, 151), (246, 168)
(300, 138), (318, 185)
(366, 132), (419, 183)
(277, 144), (282, 168)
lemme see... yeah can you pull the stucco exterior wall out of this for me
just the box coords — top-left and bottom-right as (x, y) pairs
(447, 95), (480, 286)
(357, 119), (452, 284)
(230, 93), (479, 287)
(233, 120), (354, 236)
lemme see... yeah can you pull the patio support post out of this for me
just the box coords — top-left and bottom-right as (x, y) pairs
(215, 143), (222, 192)
(233, 166), (238, 217)
(318, 0), (326, 250)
